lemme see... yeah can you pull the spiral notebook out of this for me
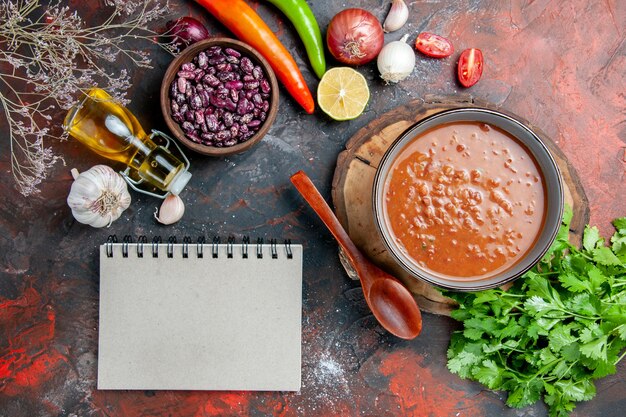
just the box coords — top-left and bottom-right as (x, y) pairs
(97, 236), (302, 391)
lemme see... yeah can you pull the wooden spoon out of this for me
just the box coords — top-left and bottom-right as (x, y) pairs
(290, 170), (422, 339)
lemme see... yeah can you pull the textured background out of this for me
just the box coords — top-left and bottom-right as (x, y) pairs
(0, 0), (624, 416)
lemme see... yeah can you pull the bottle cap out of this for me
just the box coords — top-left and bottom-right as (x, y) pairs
(168, 169), (192, 195)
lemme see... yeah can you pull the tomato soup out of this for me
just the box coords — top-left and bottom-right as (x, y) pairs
(382, 121), (546, 280)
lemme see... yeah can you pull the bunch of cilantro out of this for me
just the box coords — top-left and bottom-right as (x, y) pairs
(444, 206), (626, 417)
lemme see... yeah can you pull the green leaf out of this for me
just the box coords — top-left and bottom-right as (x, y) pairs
(447, 350), (480, 378)
(472, 359), (504, 389)
(558, 272), (590, 293)
(592, 360), (616, 379)
(473, 291), (499, 305)
(612, 217), (626, 232)
(567, 293), (599, 317)
(549, 324), (578, 352)
(525, 295), (555, 316)
(592, 246), (622, 266)
(579, 323), (601, 343)
(506, 379), (544, 408)
(579, 335), (608, 361)
(555, 379), (596, 402)
(463, 327), (484, 341)
(583, 225), (602, 251)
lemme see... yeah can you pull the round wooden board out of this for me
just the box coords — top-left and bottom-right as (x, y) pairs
(331, 96), (590, 315)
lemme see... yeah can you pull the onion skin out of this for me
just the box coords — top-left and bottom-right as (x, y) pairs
(326, 8), (384, 66)
(165, 17), (210, 50)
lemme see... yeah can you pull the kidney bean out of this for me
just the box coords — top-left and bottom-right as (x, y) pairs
(224, 99), (237, 113)
(239, 123), (249, 134)
(242, 74), (255, 83)
(179, 104), (189, 116)
(216, 87), (229, 96)
(207, 46), (221, 56)
(217, 62), (233, 72)
(225, 80), (243, 90)
(203, 73), (220, 87)
(252, 93), (263, 107)
(236, 98), (249, 115)
(200, 90), (211, 107)
(261, 101), (269, 113)
(177, 70), (195, 79)
(252, 66), (263, 80)
(260, 79), (271, 94)
(216, 130), (232, 141)
(226, 55), (240, 65)
(187, 132), (202, 143)
(201, 132), (215, 141)
(218, 71), (236, 82)
(244, 81), (259, 90)
(172, 112), (184, 123)
(240, 57), (254, 74)
(225, 48), (241, 58)
(197, 52), (208, 69)
(181, 62), (196, 71)
(177, 77), (187, 94)
(208, 55), (225, 65)
(223, 112), (234, 127)
(194, 110), (205, 125)
(229, 89), (239, 103)
(206, 114), (219, 132)
(190, 94), (203, 110)
(185, 110), (195, 122)
(181, 121), (194, 133)
(240, 113), (253, 124)
(230, 124), (239, 138)
(170, 101), (180, 114)
(259, 111), (267, 120)
(210, 93), (226, 109)
(170, 81), (178, 97)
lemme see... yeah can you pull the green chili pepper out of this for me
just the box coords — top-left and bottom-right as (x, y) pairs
(264, 0), (326, 79)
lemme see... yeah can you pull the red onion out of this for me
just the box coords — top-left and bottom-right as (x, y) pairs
(326, 8), (384, 66)
(165, 17), (210, 51)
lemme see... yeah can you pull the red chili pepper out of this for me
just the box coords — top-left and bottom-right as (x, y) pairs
(195, 0), (314, 114)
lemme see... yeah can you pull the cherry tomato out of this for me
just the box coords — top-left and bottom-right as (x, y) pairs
(457, 48), (484, 87)
(415, 32), (454, 58)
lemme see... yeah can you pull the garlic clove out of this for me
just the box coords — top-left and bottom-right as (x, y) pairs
(383, 0), (409, 33)
(154, 194), (185, 225)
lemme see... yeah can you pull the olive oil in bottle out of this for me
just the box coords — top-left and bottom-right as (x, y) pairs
(64, 88), (191, 195)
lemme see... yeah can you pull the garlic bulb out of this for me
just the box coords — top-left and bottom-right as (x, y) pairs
(67, 165), (131, 228)
(377, 34), (416, 83)
(154, 194), (185, 225)
(383, 0), (409, 33)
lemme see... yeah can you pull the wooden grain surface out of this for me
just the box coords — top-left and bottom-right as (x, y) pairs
(332, 96), (590, 315)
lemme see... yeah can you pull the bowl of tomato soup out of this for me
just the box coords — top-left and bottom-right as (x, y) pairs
(373, 108), (563, 290)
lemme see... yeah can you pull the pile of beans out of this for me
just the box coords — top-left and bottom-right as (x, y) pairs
(169, 46), (272, 147)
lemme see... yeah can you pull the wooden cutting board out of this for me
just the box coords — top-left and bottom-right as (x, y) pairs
(331, 96), (589, 315)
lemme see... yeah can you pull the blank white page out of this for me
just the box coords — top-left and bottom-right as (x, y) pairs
(97, 241), (302, 391)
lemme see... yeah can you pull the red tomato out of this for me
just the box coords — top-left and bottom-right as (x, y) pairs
(457, 48), (484, 87)
(415, 32), (454, 58)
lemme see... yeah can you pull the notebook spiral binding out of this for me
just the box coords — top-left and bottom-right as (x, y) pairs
(106, 235), (293, 260)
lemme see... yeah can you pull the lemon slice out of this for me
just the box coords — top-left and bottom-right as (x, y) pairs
(317, 67), (370, 121)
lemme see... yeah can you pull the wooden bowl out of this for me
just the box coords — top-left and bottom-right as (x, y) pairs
(160, 38), (279, 156)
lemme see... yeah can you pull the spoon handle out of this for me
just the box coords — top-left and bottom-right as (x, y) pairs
(290, 171), (365, 266)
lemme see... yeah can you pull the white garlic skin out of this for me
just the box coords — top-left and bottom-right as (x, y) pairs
(383, 0), (409, 33)
(154, 194), (185, 225)
(67, 165), (131, 228)
(377, 34), (416, 83)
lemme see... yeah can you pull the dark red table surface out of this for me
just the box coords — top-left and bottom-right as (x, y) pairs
(1, 1), (624, 416)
